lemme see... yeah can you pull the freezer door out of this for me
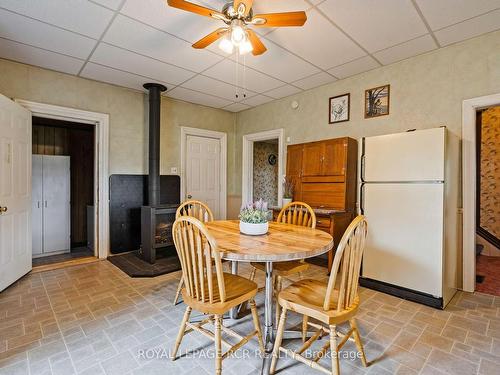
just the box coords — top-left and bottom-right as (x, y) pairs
(361, 183), (444, 297)
(363, 128), (445, 182)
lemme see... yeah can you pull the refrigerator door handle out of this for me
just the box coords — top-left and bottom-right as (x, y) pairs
(361, 154), (366, 182)
(360, 183), (365, 214)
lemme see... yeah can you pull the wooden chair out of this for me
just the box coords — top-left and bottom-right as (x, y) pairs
(173, 200), (214, 305)
(270, 215), (369, 375)
(171, 216), (264, 375)
(249, 201), (316, 326)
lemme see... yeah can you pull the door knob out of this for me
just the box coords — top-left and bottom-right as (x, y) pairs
(0, 206), (7, 214)
(187, 194), (192, 199)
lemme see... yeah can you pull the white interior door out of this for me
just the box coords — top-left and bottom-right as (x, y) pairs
(363, 128), (445, 182)
(0, 94), (32, 292)
(32, 155), (43, 256)
(186, 135), (221, 218)
(42, 155), (70, 253)
(361, 183), (444, 297)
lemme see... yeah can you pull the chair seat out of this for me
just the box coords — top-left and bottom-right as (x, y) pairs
(277, 279), (359, 324)
(182, 273), (258, 314)
(251, 261), (310, 277)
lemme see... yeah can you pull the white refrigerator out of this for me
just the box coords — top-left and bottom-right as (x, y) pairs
(360, 127), (460, 308)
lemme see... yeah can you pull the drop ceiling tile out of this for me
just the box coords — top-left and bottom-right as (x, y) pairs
(264, 84), (302, 99)
(0, 0), (114, 39)
(266, 9), (365, 69)
(167, 86), (232, 108)
(203, 59), (283, 93)
(0, 38), (84, 74)
(434, 9), (500, 46)
(318, 0), (428, 53)
(182, 74), (256, 101)
(373, 34), (437, 65)
(103, 15), (223, 72)
(81, 62), (171, 91)
(240, 94), (275, 107)
(121, 0), (224, 44)
(327, 55), (380, 79)
(415, 0), (500, 31)
(91, 43), (195, 85)
(90, 0), (123, 10)
(230, 38), (320, 82)
(223, 102), (251, 112)
(292, 71), (337, 90)
(0, 9), (96, 59)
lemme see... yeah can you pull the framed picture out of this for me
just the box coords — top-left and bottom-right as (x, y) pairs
(365, 84), (390, 118)
(329, 93), (350, 124)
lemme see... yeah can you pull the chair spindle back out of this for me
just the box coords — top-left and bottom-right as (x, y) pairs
(277, 201), (316, 229)
(323, 215), (368, 312)
(172, 216), (225, 304)
(176, 200), (214, 223)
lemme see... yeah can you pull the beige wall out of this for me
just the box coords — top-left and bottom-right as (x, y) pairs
(235, 30), (500, 200)
(0, 58), (236, 200)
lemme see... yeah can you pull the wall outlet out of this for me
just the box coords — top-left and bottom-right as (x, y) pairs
(170, 167), (178, 174)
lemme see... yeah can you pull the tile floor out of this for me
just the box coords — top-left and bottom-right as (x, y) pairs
(1, 261), (500, 375)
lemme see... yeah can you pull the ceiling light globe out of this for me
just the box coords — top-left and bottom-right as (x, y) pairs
(218, 38), (234, 54)
(239, 39), (253, 55)
(231, 25), (246, 45)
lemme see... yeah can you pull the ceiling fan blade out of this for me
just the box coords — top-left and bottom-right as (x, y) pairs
(246, 29), (267, 56)
(192, 28), (228, 49)
(251, 11), (307, 27)
(233, 0), (253, 17)
(167, 0), (224, 19)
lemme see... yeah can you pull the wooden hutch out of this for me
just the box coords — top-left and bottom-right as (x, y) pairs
(272, 137), (358, 271)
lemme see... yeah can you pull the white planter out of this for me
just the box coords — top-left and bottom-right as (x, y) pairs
(282, 198), (292, 207)
(239, 221), (269, 236)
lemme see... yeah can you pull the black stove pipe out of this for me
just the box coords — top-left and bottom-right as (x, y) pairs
(143, 83), (167, 207)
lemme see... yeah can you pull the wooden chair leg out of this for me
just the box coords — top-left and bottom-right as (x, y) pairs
(275, 276), (282, 327)
(173, 278), (183, 305)
(270, 307), (288, 375)
(350, 319), (368, 367)
(249, 299), (265, 353)
(329, 325), (340, 375)
(302, 315), (309, 343)
(172, 306), (191, 360)
(214, 315), (222, 375)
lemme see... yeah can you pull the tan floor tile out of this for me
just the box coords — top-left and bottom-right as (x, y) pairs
(418, 331), (454, 352)
(448, 315), (488, 335)
(441, 324), (468, 342)
(427, 348), (479, 375)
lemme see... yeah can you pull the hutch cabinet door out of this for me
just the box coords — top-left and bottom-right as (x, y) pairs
(322, 139), (346, 176)
(302, 142), (323, 176)
(286, 144), (304, 200)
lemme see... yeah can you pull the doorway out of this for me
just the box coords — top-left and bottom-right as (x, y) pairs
(31, 117), (95, 266)
(242, 129), (284, 207)
(180, 127), (227, 219)
(475, 105), (500, 295)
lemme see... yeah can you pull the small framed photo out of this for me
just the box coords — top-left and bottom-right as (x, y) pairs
(329, 93), (350, 124)
(365, 84), (390, 118)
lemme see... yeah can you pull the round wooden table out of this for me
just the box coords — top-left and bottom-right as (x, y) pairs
(206, 220), (334, 374)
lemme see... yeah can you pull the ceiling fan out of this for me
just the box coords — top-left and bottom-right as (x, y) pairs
(167, 0), (307, 56)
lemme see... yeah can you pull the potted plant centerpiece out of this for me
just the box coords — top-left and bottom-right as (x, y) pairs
(239, 199), (269, 236)
(282, 176), (294, 207)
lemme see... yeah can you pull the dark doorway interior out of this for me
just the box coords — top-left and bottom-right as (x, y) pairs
(475, 106), (500, 295)
(32, 116), (95, 266)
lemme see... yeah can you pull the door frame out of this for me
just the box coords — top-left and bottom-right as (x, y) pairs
(462, 93), (500, 292)
(242, 128), (284, 206)
(180, 126), (227, 219)
(15, 99), (110, 259)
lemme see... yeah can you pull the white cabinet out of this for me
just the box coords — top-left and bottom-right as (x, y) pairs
(32, 155), (70, 257)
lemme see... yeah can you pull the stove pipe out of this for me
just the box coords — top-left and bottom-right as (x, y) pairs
(143, 83), (167, 207)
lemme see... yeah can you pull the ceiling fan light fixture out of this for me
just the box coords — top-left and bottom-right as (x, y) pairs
(218, 37), (234, 54)
(239, 38), (253, 55)
(230, 20), (246, 45)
